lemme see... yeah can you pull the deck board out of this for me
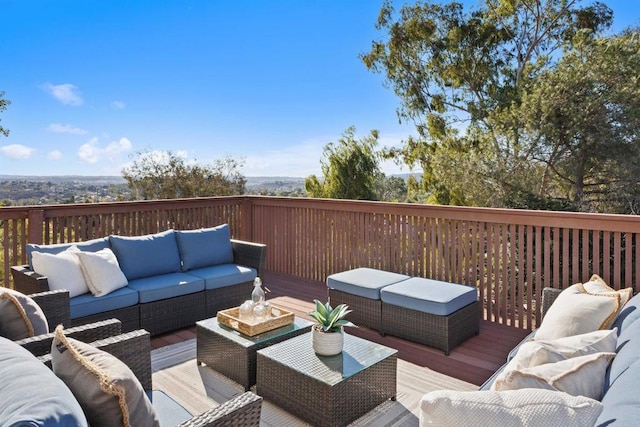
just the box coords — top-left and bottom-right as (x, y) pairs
(151, 270), (530, 386)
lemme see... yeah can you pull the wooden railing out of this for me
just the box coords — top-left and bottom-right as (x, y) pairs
(2, 196), (639, 330)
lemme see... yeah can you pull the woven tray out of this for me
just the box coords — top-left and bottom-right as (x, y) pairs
(217, 306), (295, 336)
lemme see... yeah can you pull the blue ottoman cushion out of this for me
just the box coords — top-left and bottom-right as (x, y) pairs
(127, 273), (204, 303)
(70, 286), (139, 319)
(381, 277), (477, 316)
(327, 268), (410, 300)
(0, 337), (88, 426)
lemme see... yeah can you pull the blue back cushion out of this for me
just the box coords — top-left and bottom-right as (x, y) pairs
(175, 224), (234, 271)
(109, 230), (181, 280)
(25, 237), (109, 269)
(0, 336), (88, 426)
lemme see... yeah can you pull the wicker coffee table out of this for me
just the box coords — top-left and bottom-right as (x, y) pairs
(196, 316), (313, 390)
(256, 333), (398, 427)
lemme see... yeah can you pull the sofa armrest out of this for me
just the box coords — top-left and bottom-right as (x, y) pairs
(541, 287), (562, 320)
(28, 289), (71, 330)
(15, 318), (122, 357)
(177, 391), (262, 427)
(11, 264), (51, 294)
(231, 239), (266, 276)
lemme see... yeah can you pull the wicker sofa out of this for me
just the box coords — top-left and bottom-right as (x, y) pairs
(11, 225), (266, 335)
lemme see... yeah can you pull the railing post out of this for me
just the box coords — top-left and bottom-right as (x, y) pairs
(28, 209), (44, 244)
(240, 198), (253, 241)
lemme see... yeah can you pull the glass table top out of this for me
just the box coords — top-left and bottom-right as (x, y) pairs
(197, 315), (313, 347)
(257, 332), (398, 385)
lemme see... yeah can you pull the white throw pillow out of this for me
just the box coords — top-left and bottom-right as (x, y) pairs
(583, 274), (633, 309)
(494, 352), (615, 400)
(76, 248), (128, 296)
(491, 329), (618, 390)
(420, 388), (603, 427)
(31, 247), (89, 298)
(535, 282), (621, 340)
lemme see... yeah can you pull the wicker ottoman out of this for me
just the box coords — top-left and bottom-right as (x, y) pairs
(327, 268), (410, 331)
(380, 277), (480, 355)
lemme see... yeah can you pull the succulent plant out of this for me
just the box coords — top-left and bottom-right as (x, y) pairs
(309, 299), (355, 332)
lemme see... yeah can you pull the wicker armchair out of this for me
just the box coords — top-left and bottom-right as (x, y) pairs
(39, 329), (262, 427)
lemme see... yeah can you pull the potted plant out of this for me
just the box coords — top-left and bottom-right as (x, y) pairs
(309, 299), (354, 356)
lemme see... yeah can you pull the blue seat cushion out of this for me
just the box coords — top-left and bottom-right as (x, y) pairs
(70, 286), (139, 319)
(127, 273), (204, 303)
(596, 358), (640, 426)
(188, 264), (257, 290)
(0, 337), (88, 426)
(147, 390), (192, 427)
(110, 230), (181, 280)
(26, 237), (110, 269)
(381, 277), (478, 316)
(175, 224), (234, 271)
(327, 268), (411, 300)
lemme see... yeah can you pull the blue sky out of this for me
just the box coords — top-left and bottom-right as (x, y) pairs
(1, 1), (637, 177)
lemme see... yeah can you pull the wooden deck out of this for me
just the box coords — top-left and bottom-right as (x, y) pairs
(151, 270), (530, 386)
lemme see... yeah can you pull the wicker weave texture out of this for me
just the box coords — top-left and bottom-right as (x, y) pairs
(71, 305), (140, 333)
(16, 318), (122, 357)
(205, 282), (253, 317)
(140, 292), (207, 336)
(177, 391), (262, 427)
(382, 300), (480, 355)
(197, 318), (311, 390)
(328, 288), (382, 331)
(29, 289), (71, 329)
(256, 333), (397, 427)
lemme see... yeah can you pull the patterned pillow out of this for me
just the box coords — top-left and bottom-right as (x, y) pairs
(51, 326), (159, 427)
(0, 287), (49, 340)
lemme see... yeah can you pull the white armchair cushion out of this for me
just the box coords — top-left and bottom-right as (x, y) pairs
(420, 388), (603, 427)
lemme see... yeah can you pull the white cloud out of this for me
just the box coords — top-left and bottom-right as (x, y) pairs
(111, 101), (126, 109)
(48, 150), (63, 160)
(78, 137), (132, 164)
(47, 123), (87, 135)
(0, 144), (36, 159)
(41, 82), (84, 106)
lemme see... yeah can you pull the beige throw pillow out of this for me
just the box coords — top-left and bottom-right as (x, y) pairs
(491, 329), (618, 390)
(0, 287), (49, 340)
(535, 283), (620, 340)
(420, 388), (603, 427)
(51, 326), (159, 427)
(76, 248), (128, 296)
(494, 352), (615, 400)
(31, 247), (89, 297)
(583, 274), (633, 311)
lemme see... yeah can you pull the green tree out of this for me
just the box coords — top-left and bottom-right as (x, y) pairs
(305, 127), (382, 200)
(362, 0), (613, 208)
(0, 91), (11, 137)
(122, 150), (246, 200)
(375, 175), (408, 202)
(517, 29), (640, 212)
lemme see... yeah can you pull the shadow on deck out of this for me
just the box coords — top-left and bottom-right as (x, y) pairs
(152, 270), (530, 386)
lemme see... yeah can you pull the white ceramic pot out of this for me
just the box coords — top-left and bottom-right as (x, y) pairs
(312, 326), (344, 356)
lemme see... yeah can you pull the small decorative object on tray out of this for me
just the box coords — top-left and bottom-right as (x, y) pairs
(217, 306), (294, 336)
